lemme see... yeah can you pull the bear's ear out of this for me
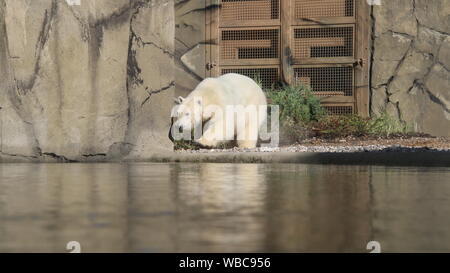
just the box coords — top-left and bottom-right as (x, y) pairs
(174, 96), (185, 104)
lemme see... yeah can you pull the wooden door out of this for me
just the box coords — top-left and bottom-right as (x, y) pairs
(206, 0), (370, 116)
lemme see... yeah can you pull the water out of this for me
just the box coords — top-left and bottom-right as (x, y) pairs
(0, 163), (449, 253)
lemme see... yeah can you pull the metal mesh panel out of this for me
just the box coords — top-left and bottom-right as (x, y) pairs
(293, 26), (353, 60)
(294, 0), (354, 19)
(324, 105), (354, 115)
(221, 67), (279, 89)
(221, 0), (280, 22)
(221, 29), (279, 61)
(294, 66), (353, 96)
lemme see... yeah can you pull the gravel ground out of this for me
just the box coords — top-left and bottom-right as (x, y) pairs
(177, 137), (450, 153)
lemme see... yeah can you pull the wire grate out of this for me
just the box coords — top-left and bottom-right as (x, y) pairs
(221, 29), (279, 61)
(324, 105), (354, 115)
(214, 0), (363, 116)
(294, 0), (354, 19)
(294, 66), (353, 96)
(293, 26), (353, 60)
(221, 67), (279, 89)
(221, 0), (280, 22)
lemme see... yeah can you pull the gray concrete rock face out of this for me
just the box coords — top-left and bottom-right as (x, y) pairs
(175, 0), (207, 97)
(371, 0), (450, 136)
(0, 0), (174, 162)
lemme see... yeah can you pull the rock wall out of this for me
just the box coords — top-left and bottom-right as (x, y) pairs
(371, 0), (450, 136)
(175, 0), (207, 97)
(0, 0), (174, 162)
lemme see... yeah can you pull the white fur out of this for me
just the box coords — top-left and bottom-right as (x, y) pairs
(174, 73), (267, 148)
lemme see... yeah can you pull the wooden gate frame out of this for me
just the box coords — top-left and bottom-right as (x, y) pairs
(206, 0), (370, 117)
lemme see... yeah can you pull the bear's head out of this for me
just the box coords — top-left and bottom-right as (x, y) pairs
(170, 78), (223, 142)
(172, 95), (204, 133)
(170, 94), (210, 144)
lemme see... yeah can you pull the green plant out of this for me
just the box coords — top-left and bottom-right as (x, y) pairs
(264, 84), (325, 144)
(251, 73), (279, 91)
(367, 112), (412, 137)
(267, 84), (326, 124)
(313, 115), (370, 138)
(252, 73), (263, 89)
(312, 112), (413, 138)
(279, 116), (311, 144)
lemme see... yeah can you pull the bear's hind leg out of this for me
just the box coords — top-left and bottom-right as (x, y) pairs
(237, 121), (258, 149)
(237, 139), (257, 149)
(197, 130), (219, 148)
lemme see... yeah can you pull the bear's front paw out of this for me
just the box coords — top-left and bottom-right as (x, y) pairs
(195, 137), (218, 148)
(237, 140), (258, 149)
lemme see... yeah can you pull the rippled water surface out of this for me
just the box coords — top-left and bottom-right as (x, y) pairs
(0, 163), (449, 252)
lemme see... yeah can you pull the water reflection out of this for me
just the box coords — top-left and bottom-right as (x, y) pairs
(0, 163), (449, 252)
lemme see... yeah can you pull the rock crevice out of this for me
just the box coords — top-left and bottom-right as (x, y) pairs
(371, 0), (450, 136)
(0, 0), (175, 161)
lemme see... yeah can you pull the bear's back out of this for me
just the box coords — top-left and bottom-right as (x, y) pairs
(218, 73), (266, 106)
(218, 73), (257, 88)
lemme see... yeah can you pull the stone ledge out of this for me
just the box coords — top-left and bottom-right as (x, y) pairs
(139, 151), (450, 167)
(2, 149), (449, 167)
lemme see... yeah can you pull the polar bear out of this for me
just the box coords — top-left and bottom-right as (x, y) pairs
(172, 73), (267, 149)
